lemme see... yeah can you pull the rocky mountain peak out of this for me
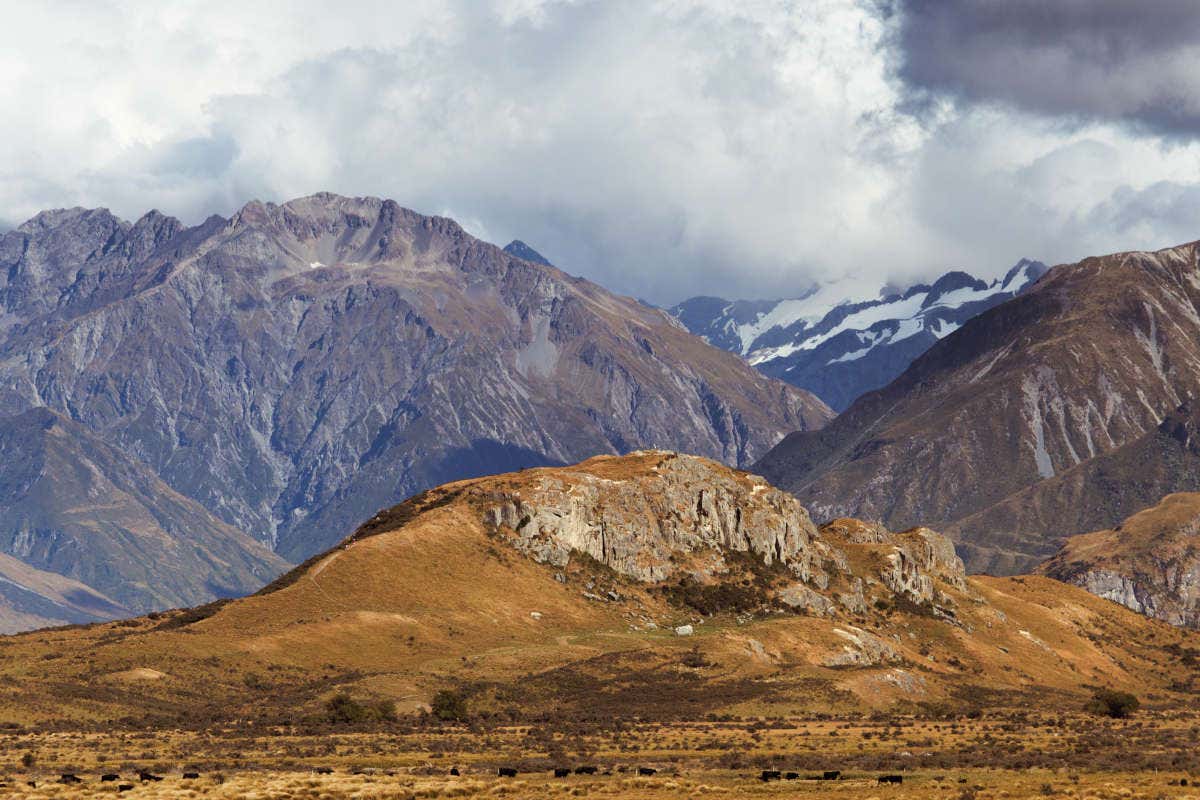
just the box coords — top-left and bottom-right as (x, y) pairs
(223, 192), (475, 269)
(503, 239), (553, 266)
(15, 206), (126, 236)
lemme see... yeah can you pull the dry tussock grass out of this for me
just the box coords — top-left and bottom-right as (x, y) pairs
(1, 711), (1197, 799)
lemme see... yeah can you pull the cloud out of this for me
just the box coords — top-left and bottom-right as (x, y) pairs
(1, 1), (1199, 304)
(891, 0), (1200, 138)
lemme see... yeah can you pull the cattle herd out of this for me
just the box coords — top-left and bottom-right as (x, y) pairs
(11, 765), (910, 788)
(483, 764), (902, 784)
(8, 769), (195, 792)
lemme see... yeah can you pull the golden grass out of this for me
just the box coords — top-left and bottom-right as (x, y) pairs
(3, 713), (1199, 799)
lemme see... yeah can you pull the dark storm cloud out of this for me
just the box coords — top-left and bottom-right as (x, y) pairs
(892, 0), (1200, 137)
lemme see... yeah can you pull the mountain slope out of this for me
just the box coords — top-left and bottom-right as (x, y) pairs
(0, 551), (129, 634)
(1039, 492), (1200, 629)
(0, 194), (830, 565)
(0, 451), (1193, 727)
(946, 403), (1200, 573)
(670, 261), (1046, 411)
(756, 241), (1200, 573)
(0, 407), (288, 623)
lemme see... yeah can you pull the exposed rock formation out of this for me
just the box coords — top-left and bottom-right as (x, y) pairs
(479, 451), (968, 620)
(1040, 492), (1200, 628)
(757, 240), (1200, 574)
(485, 451), (827, 583)
(5, 449), (1194, 726)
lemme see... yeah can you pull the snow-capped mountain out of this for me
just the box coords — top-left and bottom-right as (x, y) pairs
(670, 260), (1048, 411)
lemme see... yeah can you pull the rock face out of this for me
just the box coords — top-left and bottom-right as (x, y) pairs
(1040, 492), (1200, 629)
(479, 451), (968, 618)
(485, 451), (828, 583)
(0, 407), (287, 627)
(670, 261), (1046, 411)
(756, 240), (1200, 574)
(0, 194), (831, 576)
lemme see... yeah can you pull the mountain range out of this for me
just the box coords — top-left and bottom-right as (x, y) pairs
(670, 260), (1047, 411)
(0, 193), (830, 630)
(756, 240), (1200, 576)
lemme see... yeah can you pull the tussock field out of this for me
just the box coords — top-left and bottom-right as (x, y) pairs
(2, 712), (1199, 798)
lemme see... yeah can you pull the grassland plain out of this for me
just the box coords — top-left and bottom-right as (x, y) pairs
(1, 712), (1199, 798)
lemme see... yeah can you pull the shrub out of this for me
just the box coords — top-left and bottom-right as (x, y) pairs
(1085, 688), (1140, 718)
(681, 645), (711, 669)
(325, 692), (396, 724)
(431, 688), (469, 722)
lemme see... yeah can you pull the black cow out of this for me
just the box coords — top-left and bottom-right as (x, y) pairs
(823, 770), (842, 780)
(449, 767), (460, 776)
(314, 767), (334, 775)
(498, 767), (518, 777)
(574, 766), (598, 775)
(183, 772), (200, 779)
(554, 768), (571, 778)
(785, 772), (800, 780)
(139, 770), (164, 782)
(638, 767), (657, 776)
(101, 774), (120, 782)
(118, 785), (135, 793)
(879, 774), (904, 784)
(60, 774), (83, 784)
(760, 770), (781, 782)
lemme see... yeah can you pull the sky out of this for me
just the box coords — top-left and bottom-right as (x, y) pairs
(2, 0), (1199, 304)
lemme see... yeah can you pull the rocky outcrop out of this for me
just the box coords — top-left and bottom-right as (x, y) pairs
(485, 452), (832, 584)
(757, 240), (1200, 574)
(822, 626), (903, 667)
(0, 193), (831, 580)
(883, 528), (969, 603)
(480, 451), (969, 624)
(1039, 492), (1200, 628)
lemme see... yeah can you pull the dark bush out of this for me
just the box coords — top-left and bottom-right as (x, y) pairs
(325, 692), (396, 724)
(1085, 689), (1140, 718)
(431, 689), (470, 722)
